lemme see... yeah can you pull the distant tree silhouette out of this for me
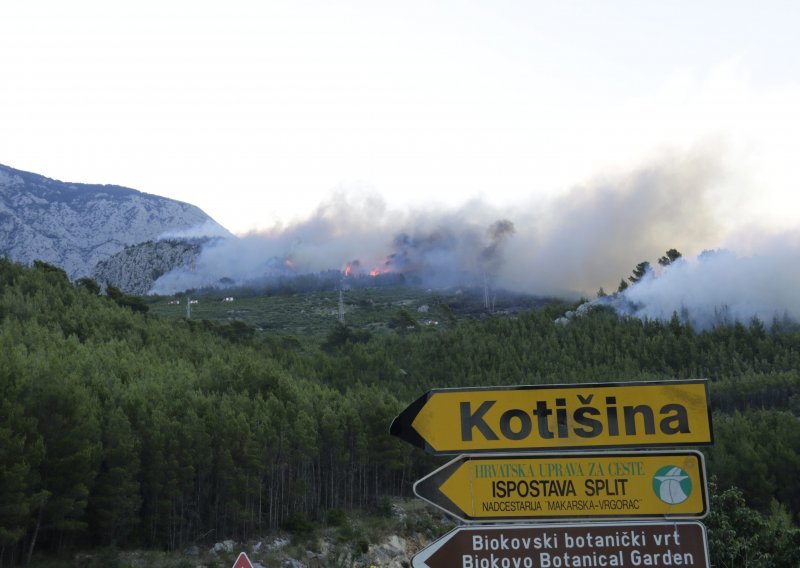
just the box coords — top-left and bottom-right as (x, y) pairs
(628, 261), (651, 284)
(658, 248), (682, 267)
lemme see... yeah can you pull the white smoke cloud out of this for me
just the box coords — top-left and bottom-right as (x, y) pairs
(150, 145), (800, 327)
(158, 220), (232, 240)
(150, 194), (516, 294)
(601, 246), (800, 329)
(495, 145), (728, 296)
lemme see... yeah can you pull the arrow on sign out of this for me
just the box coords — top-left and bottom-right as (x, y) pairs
(390, 380), (712, 454)
(414, 451), (708, 522)
(231, 552), (254, 568)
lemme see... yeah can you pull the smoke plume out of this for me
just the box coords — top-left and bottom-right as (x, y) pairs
(151, 192), (518, 293)
(605, 242), (800, 330)
(150, 146), (800, 326)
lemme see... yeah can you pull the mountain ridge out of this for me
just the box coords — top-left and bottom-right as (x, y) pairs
(0, 162), (230, 280)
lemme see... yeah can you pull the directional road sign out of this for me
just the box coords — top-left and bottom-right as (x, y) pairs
(414, 450), (708, 522)
(391, 380), (712, 454)
(413, 521), (710, 568)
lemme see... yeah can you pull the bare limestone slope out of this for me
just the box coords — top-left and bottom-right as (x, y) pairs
(0, 163), (229, 279)
(91, 238), (211, 295)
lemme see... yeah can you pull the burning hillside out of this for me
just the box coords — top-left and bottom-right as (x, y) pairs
(148, 148), (800, 328)
(151, 212), (517, 295)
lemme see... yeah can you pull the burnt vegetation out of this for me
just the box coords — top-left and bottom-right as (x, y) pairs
(0, 258), (799, 565)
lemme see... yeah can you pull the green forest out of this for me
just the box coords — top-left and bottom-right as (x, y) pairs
(1, 258), (799, 566)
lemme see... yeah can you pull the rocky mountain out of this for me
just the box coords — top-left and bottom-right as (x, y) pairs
(0, 163), (230, 279)
(92, 238), (210, 295)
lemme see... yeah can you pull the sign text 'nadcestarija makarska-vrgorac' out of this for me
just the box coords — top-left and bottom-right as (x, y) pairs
(390, 380), (712, 454)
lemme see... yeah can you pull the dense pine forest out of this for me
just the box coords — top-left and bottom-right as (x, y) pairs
(1, 258), (800, 566)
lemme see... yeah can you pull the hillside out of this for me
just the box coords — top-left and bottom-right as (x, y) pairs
(1, 259), (799, 566)
(0, 163), (229, 278)
(146, 283), (550, 345)
(92, 238), (209, 295)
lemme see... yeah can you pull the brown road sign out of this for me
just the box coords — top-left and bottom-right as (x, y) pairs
(390, 380), (712, 454)
(412, 521), (710, 568)
(414, 450), (708, 522)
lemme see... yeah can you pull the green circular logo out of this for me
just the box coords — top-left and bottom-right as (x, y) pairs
(652, 466), (692, 504)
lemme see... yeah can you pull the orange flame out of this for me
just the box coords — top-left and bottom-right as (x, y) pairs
(343, 258), (395, 278)
(344, 260), (363, 277)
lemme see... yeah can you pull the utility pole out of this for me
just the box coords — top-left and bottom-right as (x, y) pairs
(483, 272), (490, 311)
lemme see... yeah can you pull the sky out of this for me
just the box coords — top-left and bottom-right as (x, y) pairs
(2, 1), (800, 301)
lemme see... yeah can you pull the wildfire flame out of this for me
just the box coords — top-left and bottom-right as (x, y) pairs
(343, 260), (360, 277)
(343, 259), (394, 278)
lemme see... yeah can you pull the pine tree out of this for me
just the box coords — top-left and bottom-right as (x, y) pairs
(658, 248), (682, 266)
(628, 261), (651, 284)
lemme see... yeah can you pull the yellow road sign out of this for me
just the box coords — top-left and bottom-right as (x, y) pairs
(414, 451), (708, 522)
(390, 380), (712, 454)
